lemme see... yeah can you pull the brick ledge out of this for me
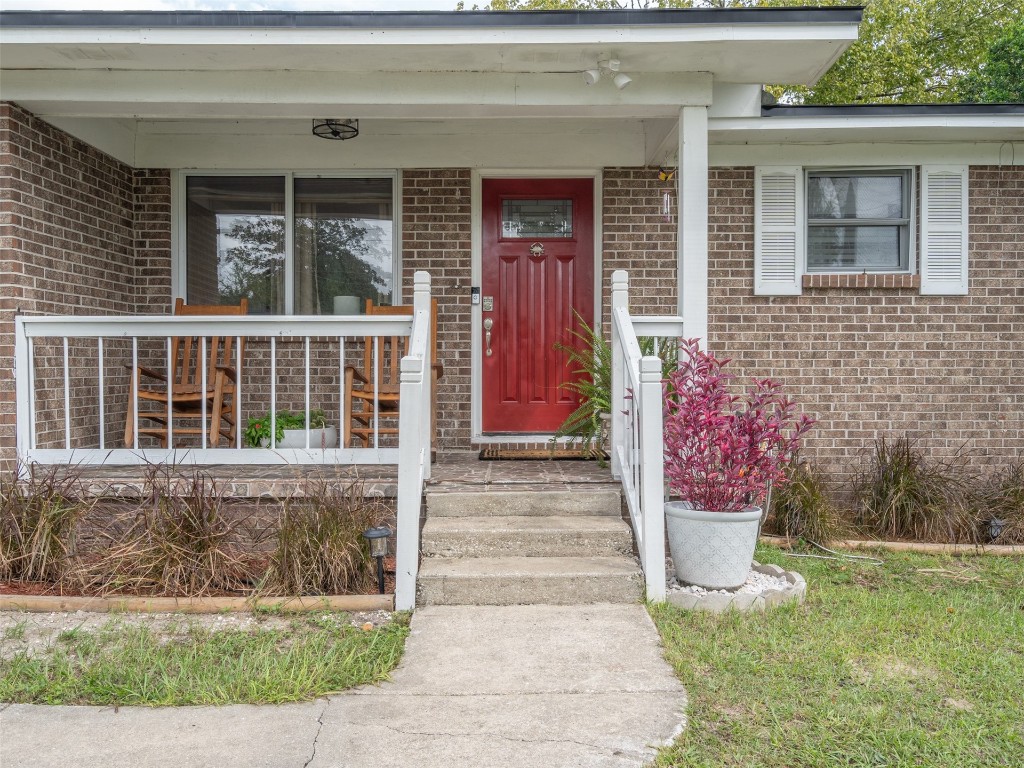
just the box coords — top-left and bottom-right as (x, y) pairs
(802, 273), (920, 290)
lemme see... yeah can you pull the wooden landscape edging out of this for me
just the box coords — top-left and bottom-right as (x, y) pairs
(0, 594), (394, 614)
(761, 535), (1024, 557)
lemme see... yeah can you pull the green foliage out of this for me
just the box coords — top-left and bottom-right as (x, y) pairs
(257, 480), (385, 597)
(0, 614), (409, 706)
(768, 458), (847, 545)
(552, 312), (613, 453)
(244, 409), (327, 448)
(960, 21), (1024, 102)
(853, 436), (980, 543)
(0, 469), (88, 585)
(652, 545), (1024, 767)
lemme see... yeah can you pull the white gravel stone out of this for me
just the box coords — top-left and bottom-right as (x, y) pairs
(666, 568), (789, 596)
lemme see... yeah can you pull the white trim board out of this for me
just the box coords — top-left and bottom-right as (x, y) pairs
(469, 169), (603, 443)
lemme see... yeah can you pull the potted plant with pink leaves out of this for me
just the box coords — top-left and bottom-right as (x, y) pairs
(663, 339), (814, 589)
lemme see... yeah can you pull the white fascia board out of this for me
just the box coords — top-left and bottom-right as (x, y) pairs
(712, 115), (1024, 133)
(3, 69), (713, 119)
(711, 142), (1023, 167)
(0, 22), (860, 48)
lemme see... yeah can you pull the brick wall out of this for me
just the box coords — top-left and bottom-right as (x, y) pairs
(401, 169), (473, 449)
(0, 103), (172, 463)
(706, 165), (1024, 476)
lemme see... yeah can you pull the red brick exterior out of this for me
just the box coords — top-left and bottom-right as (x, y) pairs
(706, 166), (1024, 474)
(0, 103), (171, 463)
(401, 169), (473, 449)
(2, 102), (1021, 470)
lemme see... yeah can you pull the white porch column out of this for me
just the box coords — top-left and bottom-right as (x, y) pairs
(677, 105), (709, 347)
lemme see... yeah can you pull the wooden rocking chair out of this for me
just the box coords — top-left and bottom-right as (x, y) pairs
(343, 299), (441, 449)
(124, 298), (248, 448)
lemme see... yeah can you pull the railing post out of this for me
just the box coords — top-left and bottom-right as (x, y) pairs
(395, 352), (424, 612)
(14, 317), (31, 479)
(610, 270), (629, 480)
(639, 355), (666, 601)
(413, 270), (432, 481)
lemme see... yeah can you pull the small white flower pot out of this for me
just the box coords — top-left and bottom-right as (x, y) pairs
(665, 502), (762, 590)
(262, 426), (338, 449)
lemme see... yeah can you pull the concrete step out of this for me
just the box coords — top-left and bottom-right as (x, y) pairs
(417, 556), (643, 606)
(425, 489), (621, 518)
(421, 516), (634, 559)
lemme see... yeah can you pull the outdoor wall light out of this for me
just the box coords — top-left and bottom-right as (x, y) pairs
(312, 118), (359, 140)
(362, 526), (392, 594)
(582, 59), (631, 90)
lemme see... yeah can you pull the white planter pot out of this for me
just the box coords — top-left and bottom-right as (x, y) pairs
(262, 426), (338, 449)
(665, 502), (762, 590)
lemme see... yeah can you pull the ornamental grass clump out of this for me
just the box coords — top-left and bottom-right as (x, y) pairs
(663, 339), (814, 512)
(768, 458), (848, 545)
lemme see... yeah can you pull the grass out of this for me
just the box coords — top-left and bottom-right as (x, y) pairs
(651, 545), (1024, 768)
(0, 611), (410, 706)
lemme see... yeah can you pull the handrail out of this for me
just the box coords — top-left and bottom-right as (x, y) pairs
(394, 271), (432, 611)
(609, 270), (684, 602)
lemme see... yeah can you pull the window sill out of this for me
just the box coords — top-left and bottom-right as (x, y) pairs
(802, 273), (920, 290)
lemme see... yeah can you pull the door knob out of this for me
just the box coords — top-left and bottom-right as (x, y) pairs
(483, 318), (493, 357)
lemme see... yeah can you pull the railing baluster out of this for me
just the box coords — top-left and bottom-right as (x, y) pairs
(304, 335), (311, 449)
(27, 337), (36, 451)
(338, 336), (345, 449)
(132, 337), (139, 450)
(200, 336), (208, 448)
(166, 337), (173, 448)
(270, 336), (277, 449)
(97, 338), (105, 450)
(235, 338), (242, 449)
(372, 335), (380, 450)
(63, 337), (71, 450)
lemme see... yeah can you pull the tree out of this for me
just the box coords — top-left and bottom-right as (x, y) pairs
(461, 0), (1024, 104)
(959, 21), (1024, 102)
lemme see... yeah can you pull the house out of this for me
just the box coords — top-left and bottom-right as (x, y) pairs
(1, 8), (1022, 607)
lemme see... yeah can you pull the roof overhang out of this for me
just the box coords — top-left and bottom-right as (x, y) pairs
(0, 9), (862, 122)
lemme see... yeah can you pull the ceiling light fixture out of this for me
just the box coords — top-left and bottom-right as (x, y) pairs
(312, 118), (359, 140)
(583, 68), (602, 86)
(613, 73), (633, 90)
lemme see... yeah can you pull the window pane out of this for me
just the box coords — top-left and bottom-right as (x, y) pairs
(501, 199), (573, 238)
(294, 177), (394, 314)
(186, 176), (286, 314)
(808, 174), (905, 220)
(807, 226), (906, 271)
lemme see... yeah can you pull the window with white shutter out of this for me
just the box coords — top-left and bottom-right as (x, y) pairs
(920, 165), (969, 295)
(754, 166), (804, 296)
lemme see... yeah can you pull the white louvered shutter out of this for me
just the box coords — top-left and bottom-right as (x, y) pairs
(920, 166), (969, 295)
(755, 166), (804, 296)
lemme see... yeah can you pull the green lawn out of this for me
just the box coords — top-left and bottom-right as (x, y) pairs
(651, 545), (1024, 768)
(0, 611), (409, 706)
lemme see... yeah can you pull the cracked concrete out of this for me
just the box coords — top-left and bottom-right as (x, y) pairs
(0, 605), (687, 768)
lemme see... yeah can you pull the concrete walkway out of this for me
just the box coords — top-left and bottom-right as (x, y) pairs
(1, 604), (687, 767)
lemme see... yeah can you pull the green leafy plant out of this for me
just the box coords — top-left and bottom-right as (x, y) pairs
(853, 435), (980, 543)
(256, 478), (385, 597)
(244, 409), (327, 448)
(768, 458), (847, 545)
(0, 468), (90, 586)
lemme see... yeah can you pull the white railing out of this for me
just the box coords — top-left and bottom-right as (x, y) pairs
(609, 270), (684, 602)
(394, 272), (432, 610)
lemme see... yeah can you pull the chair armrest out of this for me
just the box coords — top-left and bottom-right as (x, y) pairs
(125, 364), (167, 382)
(345, 365), (369, 385)
(431, 363), (444, 380)
(214, 365), (237, 383)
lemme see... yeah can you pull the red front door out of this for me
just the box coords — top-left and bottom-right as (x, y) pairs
(481, 178), (594, 433)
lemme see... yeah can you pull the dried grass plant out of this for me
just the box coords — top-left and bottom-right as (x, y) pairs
(853, 436), (980, 543)
(77, 466), (254, 596)
(768, 459), (848, 546)
(0, 466), (91, 586)
(256, 477), (386, 597)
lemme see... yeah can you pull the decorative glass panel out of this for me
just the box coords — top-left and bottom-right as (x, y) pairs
(808, 174), (905, 220)
(501, 199), (573, 238)
(185, 175), (286, 314)
(807, 226), (905, 271)
(294, 177), (394, 314)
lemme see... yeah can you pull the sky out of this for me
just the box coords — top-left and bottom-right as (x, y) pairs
(1, 1), (460, 10)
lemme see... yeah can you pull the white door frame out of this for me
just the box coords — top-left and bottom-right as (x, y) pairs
(470, 168), (604, 442)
